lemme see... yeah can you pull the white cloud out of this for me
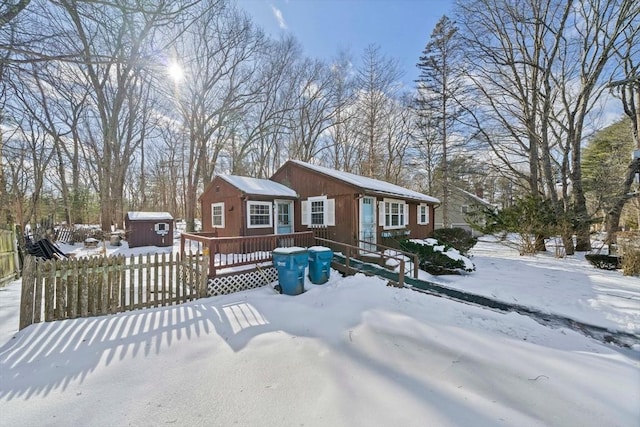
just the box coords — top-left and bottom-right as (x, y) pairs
(270, 4), (287, 29)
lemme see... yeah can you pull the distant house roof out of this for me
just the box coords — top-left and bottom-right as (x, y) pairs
(287, 160), (440, 204)
(126, 211), (173, 221)
(453, 187), (495, 208)
(218, 175), (298, 198)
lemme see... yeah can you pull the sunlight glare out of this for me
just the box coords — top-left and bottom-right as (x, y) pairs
(167, 62), (184, 82)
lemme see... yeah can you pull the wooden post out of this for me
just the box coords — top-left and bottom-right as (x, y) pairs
(79, 257), (89, 317)
(56, 260), (67, 320)
(199, 254), (208, 298)
(44, 261), (55, 321)
(398, 260), (405, 287)
(19, 256), (36, 330)
(345, 247), (351, 272)
(69, 257), (78, 318)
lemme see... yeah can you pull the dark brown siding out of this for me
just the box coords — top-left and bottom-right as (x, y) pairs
(199, 176), (296, 237)
(272, 162), (437, 248)
(272, 163), (359, 246)
(125, 217), (174, 248)
(200, 177), (244, 237)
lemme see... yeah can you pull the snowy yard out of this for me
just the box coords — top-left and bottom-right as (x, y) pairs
(0, 238), (638, 426)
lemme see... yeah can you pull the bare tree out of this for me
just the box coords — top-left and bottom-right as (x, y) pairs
(325, 50), (359, 172)
(171, 2), (264, 231)
(354, 44), (403, 178)
(287, 58), (339, 162)
(239, 36), (301, 178)
(457, 0), (637, 252)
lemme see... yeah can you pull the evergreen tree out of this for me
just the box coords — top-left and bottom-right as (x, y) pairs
(415, 15), (466, 228)
(583, 118), (638, 250)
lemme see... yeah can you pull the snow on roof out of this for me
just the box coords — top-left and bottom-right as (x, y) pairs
(127, 212), (173, 221)
(219, 175), (298, 198)
(290, 160), (440, 203)
(453, 187), (496, 208)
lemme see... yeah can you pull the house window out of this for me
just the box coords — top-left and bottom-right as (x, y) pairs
(311, 200), (324, 225)
(302, 196), (335, 227)
(417, 204), (430, 225)
(247, 201), (272, 228)
(381, 199), (408, 230)
(461, 205), (470, 214)
(211, 202), (225, 228)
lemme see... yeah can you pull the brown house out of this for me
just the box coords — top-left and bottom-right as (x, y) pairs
(199, 175), (298, 237)
(270, 160), (440, 249)
(125, 211), (174, 248)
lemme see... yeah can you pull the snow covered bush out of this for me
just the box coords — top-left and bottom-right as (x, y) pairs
(431, 227), (477, 256)
(400, 238), (475, 275)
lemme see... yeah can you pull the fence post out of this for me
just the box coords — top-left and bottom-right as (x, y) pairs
(198, 253), (209, 298)
(19, 256), (36, 330)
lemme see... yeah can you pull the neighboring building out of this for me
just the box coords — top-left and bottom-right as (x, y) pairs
(433, 186), (495, 236)
(125, 212), (174, 248)
(270, 160), (440, 250)
(199, 175), (298, 237)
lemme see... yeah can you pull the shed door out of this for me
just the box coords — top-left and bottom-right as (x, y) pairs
(275, 200), (294, 235)
(359, 196), (377, 252)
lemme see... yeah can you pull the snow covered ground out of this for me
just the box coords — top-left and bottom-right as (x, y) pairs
(0, 237), (638, 426)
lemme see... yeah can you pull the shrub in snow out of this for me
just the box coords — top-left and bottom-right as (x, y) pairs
(400, 238), (475, 275)
(431, 228), (477, 256)
(621, 245), (640, 276)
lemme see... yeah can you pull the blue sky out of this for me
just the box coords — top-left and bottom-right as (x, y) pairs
(236, 0), (454, 89)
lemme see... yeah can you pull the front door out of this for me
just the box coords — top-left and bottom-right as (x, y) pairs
(275, 200), (294, 235)
(359, 196), (377, 252)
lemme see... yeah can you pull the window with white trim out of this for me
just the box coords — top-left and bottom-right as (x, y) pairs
(417, 204), (430, 225)
(211, 202), (225, 228)
(247, 201), (273, 228)
(380, 198), (408, 230)
(301, 196), (335, 227)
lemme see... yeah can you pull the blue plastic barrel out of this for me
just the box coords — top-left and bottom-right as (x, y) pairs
(308, 246), (333, 284)
(272, 246), (308, 295)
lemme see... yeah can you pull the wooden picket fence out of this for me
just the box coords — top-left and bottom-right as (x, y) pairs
(0, 229), (18, 285)
(19, 252), (208, 330)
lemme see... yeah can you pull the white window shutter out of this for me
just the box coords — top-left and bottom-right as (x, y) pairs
(326, 199), (335, 226)
(426, 205), (430, 224)
(379, 201), (385, 225)
(301, 200), (309, 225)
(403, 203), (409, 226)
(417, 205), (421, 224)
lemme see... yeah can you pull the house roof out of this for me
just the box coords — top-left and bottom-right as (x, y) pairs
(126, 211), (173, 221)
(453, 187), (495, 208)
(218, 175), (298, 198)
(287, 160), (440, 204)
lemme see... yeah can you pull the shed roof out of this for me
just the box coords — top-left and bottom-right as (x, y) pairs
(287, 160), (440, 204)
(218, 175), (298, 198)
(126, 211), (173, 221)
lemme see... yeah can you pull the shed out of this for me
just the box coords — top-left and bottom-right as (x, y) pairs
(199, 175), (298, 237)
(270, 160), (440, 250)
(124, 211), (174, 248)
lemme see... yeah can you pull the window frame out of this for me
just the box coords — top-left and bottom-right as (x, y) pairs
(211, 202), (225, 228)
(247, 201), (273, 229)
(417, 204), (430, 225)
(382, 198), (407, 230)
(302, 196), (335, 227)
